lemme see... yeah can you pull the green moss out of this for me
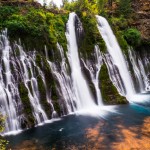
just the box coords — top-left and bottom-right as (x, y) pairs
(14, 45), (21, 56)
(18, 82), (35, 126)
(37, 76), (51, 118)
(27, 81), (33, 96)
(116, 31), (128, 54)
(98, 35), (106, 53)
(35, 54), (42, 68)
(36, 55), (61, 115)
(77, 13), (106, 56)
(106, 17), (128, 53)
(89, 83), (97, 102)
(51, 83), (61, 115)
(99, 63), (128, 104)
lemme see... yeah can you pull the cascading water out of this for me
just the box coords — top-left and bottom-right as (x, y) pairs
(103, 53), (126, 96)
(128, 49), (150, 92)
(138, 58), (150, 91)
(48, 43), (76, 114)
(96, 16), (135, 101)
(66, 12), (96, 109)
(0, 30), (20, 133)
(35, 63), (56, 118)
(82, 45), (103, 106)
(1, 11), (150, 135)
(17, 45), (48, 124)
(128, 49), (145, 92)
(0, 30), (55, 134)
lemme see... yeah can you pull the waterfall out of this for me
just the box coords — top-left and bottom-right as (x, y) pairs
(138, 58), (150, 91)
(66, 12), (96, 109)
(0, 30), (20, 133)
(48, 43), (76, 114)
(17, 45), (48, 124)
(103, 53), (126, 96)
(35, 62), (56, 118)
(128, 49), (145, 92)
(96, 16), (135, 101)
(1, 12), (150, 135)
(0, 30), (52, 134)
(128, 49), (150, 92)
(82, 45), (103, 106)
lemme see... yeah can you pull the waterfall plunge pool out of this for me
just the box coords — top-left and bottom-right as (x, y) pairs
(6, 103), (150, 150)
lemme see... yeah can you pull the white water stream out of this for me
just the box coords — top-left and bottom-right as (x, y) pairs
(96, 16), (135, 101)
(66, 12), (96, 109)
(0, 30), (20, 133)
(82, 45), (103, 106)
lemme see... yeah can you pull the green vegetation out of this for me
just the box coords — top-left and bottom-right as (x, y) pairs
(124, 28), (141, 48)
(64, 0), (98, 14)
(117, 0), (132, 18)
(36, 54), (61, 115)
(64, 0), (106, 56)
(0, 0), (142, 54)
(116, 31), (128, 53)
(79, 13), (106, 55)
(0, 0), (147, 109)
(51, 83), (61, 115)
(0, 5), (68, 53)
(18, 83), (35, 127)
(0, 115), (8, 150)
(97, 0), (106, 12)
(99, 63), (128, 104)
(37, 76), (52, 118)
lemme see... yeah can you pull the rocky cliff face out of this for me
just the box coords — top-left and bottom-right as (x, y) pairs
(131, 0), (150, 41)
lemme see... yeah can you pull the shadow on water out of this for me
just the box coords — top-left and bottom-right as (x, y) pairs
(6, 103), (150, 150)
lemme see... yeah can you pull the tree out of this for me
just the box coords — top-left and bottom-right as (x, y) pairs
(117, 0), (132, 17)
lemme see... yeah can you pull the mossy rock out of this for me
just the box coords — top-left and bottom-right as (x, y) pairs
(76, 12), (106, 58)
(51, 83), (61, 116)
(18, 82), (35, 127)
(37, 76), (52, 118)
(99, 63), (128, 104)
(37, 55), (61, 116)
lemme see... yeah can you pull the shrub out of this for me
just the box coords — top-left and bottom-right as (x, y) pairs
(124, 28), (141, 47)
(0, 114), (8, 150)
(110, 16), (128, 30)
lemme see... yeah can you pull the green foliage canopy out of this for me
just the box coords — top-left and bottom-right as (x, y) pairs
(124, 28), (141, 47)
(0, 6), (68, 52)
